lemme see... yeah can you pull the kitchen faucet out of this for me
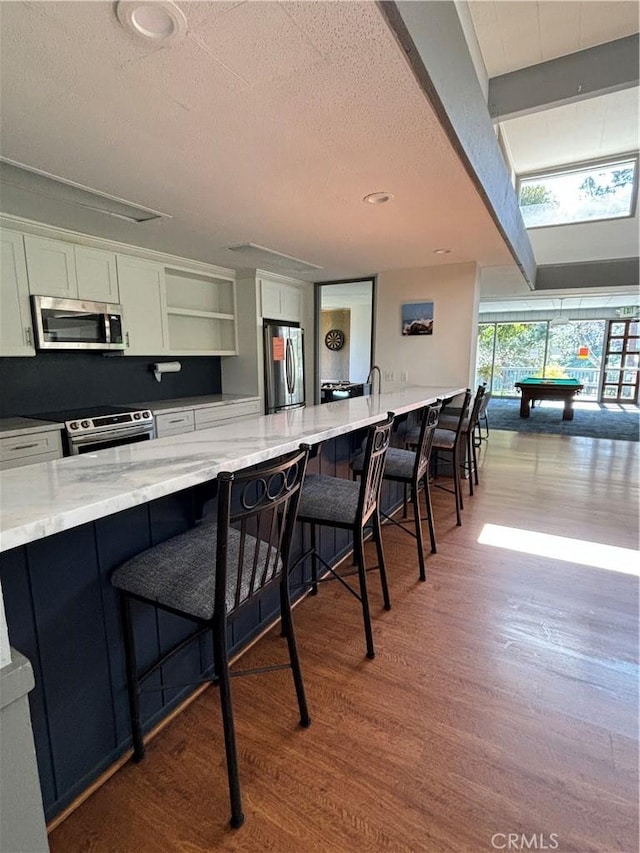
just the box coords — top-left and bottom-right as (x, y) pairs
(366, 364), (382, 395)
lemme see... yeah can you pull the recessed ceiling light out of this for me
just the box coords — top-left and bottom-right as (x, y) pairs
(116, 1), (187, 45)
(363, 192), (395, 205)
(433, 248), (451, 254)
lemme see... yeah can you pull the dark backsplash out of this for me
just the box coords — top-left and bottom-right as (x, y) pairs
(0, 352), (222, 418)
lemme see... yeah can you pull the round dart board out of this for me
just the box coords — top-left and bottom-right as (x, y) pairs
(324, 329), (345, 351)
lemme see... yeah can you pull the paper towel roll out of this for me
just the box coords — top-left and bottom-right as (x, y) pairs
(153, 361), (181, 382)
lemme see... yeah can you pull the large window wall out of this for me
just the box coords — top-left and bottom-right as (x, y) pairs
(475, 320), (606, 400)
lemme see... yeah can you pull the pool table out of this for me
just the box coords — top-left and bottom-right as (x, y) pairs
(515, 377), (584, 421)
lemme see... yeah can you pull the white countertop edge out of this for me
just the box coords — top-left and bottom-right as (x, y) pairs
(0, 418), (64, 439)
(129, 394), (261, 415)
(0, 386), (463, 552)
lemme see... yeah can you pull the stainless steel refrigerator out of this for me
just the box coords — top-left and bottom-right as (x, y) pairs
(263, 322), (305, 414)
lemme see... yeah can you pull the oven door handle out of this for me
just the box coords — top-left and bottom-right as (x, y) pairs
(68, 424), (154, 449)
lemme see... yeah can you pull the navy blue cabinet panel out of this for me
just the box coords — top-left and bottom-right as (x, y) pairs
(26, 526), (117, 802)
(0, 547), (57, 809)
(94, 505), (154, 747)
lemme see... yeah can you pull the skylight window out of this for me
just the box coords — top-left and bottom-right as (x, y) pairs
(518, 155), (638, 229)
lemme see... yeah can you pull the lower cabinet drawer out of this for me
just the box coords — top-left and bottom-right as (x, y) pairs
(0, 431), (63, 467)
(194, 399), (261, 430)
(155, 411), (195, 438)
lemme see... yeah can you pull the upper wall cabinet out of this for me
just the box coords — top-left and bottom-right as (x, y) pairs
(116, 255), (169, 356)
(24, 235), (119, 303)
(0, 230), (35, 356)
(24, 235), (77, 299)
(260, 277), (302, 322)
(74, 246), (119, 303)
(1, 219), (238, 358)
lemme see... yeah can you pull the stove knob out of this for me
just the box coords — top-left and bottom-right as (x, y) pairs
(81, 420), (90, 429)
(69, 421), (79, 430)
(143, 411), (150, 419)
(133, 412), (141, 420)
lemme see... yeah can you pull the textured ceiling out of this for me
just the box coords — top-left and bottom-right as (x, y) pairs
(468, 0), (640, 78)
(0, 0), (515, 281)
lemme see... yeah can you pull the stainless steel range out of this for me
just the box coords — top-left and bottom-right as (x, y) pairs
(31, 406), (155, 455)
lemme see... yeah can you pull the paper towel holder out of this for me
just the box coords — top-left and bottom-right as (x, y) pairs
(152, 361), (181, 382)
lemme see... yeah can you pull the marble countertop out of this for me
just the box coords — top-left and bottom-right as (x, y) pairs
(128, 394), (260, 415)
(0, 418), (64, 440)
(0, 386), (463, 553)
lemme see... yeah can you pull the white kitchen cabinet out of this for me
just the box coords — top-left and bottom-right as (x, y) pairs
(24, 234), (78, 299)
(164, 267), (237, 355)
(0, 231), (35, 356)
(74, 246), (119, 302)
(194, 399), (260, 429)
(155, 411), (195, 438)
(116, 255), (169, 356)
(0, 428), (63, 470)
(24, 235), (119, 303)
(260, 277), (302, 322)
(153, 398), (260, 438)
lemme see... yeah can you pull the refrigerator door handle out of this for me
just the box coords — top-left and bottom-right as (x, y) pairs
(285, 338), (295, 394)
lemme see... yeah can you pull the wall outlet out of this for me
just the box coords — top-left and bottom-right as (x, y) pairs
(384, 370), (395, 381)
(400, 371), (408, 382)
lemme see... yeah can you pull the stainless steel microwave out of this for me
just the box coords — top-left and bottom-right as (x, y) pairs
(31, 296), (126, 351)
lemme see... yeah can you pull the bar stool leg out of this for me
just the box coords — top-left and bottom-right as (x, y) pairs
(472, 436), (479, 485)
(353, 529), (375, 659)
(120, 594), (145, 761)
(467, 431), (474, 497)
(422, 473), (437, 555)
(453, 446), (463, 526)
(372, 509), (391, 610)
(279, 579), (310, 727)
(412, 481), (427, 582)
(213, 616), (244, 829)
(310, 523), (318, 595)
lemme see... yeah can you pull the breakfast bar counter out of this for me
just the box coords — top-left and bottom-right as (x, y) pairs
(0, 386), (461, 553)
(0, 385), (462, 823)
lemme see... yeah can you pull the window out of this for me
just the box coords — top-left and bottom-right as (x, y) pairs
(475, 320), (607, 401)
(518, 155), (638, 228)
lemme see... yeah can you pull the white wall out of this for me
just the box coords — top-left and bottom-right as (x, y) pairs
(375, 262), (480, 390)
(349, 302), (373, 382)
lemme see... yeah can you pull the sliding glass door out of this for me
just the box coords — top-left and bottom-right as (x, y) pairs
(475, 320), (607, 401)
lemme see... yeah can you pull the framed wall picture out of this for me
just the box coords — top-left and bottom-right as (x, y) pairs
(401, 301), (434, 336)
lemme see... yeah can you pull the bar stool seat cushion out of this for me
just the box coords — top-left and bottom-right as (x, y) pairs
(352, 446), (415, 480)
(111, 521), (279, 620)
(298, 474), (360, 525)
(436, 414), (470, 432)
(407, 426), (457, 449)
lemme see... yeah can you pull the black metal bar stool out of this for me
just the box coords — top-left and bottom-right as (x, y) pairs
(351, 401), (442, 582)
(111, 445), (311, 830)
(294, 413), (395, 659)
(406, 389), (471, 526)
(437, 384), (486, 495)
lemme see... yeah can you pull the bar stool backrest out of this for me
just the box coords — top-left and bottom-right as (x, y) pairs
(414, 401), (443, 481)
(467, 384), (487, 435)
(444, 389), (472, 445)
(357, 412), (395, 526)
(216, 445), (310, 615)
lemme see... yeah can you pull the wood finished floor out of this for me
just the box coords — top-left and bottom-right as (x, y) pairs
(49, 430), (639, 853)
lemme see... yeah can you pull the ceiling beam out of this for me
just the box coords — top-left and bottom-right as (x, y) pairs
(535, 257), (640, 291)
(489, 35), (640, 123)
(379, 1), (536, 289)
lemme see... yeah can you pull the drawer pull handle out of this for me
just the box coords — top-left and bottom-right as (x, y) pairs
(13, 442), (39, 450)
(169, 419), (184, 424)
